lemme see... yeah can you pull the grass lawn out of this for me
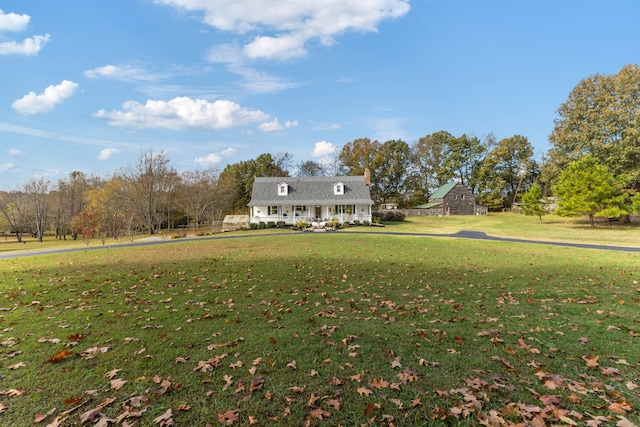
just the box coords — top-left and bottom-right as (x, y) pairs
(0, 229), (639, 425)
(345, 213), (640, 248)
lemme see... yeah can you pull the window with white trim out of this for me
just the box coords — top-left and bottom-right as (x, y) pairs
(268, 206), (279, 215)
(278, 183), (288, 196)
(333, 182), (344, 195)
(334, 205), (355, 214)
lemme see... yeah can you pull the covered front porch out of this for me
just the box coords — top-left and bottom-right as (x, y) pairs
(250, 203), (371, 226)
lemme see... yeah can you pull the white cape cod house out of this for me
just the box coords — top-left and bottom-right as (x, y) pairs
(248, 175), (373, 226)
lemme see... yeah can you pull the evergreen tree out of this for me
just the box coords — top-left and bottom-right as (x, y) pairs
(553, 156), (627, 228)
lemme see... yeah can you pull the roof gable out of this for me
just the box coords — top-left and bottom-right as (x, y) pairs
(430, 182), (458, 199)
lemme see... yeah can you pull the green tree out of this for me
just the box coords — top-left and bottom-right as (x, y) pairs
(339, 138), (384, 202)
(378, 139), (411, 205)
(411, 131), (452, 196)
(631, 192), (640, 215)
(553, 155), (627, 228)
(476, 135), (537, 210)
(441, 134), (485, 192)
(521, 183), (546, 222)
(548, 64), (640, 189)
(296, 160), (325, 177)
(220, 153), (289, 213)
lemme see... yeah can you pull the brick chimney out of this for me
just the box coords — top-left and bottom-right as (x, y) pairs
(364, 167), (371, 188)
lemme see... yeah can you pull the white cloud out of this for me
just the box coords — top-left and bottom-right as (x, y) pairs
(98, 148), (122, 161)
(11, 80), (79, 115)
(0, 9), (30, 32)
(155, 0), (410, 60)
(0, 33), (50, 55)
(368, 116), (411, 142)
(312, 141), (337, 158)
(7, 148), (24, 156)
(208, 44), (302, 94)
(94, 97), (269, 130)
(84, 64), (162, 82)
(0, 10), (50, 55)
(243, 34), (307, 60)
(258, 117), (298, 132)
(0, 163), (15, 173)
(194, 147), (237, 165)
(311, 123), (341, 131)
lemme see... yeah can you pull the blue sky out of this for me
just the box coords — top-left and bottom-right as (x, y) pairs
(1, 0), (639, 189)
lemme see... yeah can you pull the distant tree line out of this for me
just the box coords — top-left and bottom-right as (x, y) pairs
(2, 64), (640, 240)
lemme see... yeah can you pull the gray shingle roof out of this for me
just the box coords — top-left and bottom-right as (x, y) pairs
(248, 176), (373, 206)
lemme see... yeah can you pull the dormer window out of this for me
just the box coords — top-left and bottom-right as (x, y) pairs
(278, 182), (288, 196)
(333, 182), (344, 195)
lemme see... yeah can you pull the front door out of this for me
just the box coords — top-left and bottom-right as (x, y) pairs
(315, 206), (321, 220)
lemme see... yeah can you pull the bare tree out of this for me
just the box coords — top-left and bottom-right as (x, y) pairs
(0, 190), (28, 242)
(24, 177), (50, 242)
(179, 168), (220, 230)
(55, 171), (90, 240)
(120, 149), (176, 235)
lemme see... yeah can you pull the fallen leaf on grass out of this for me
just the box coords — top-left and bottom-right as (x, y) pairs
(390, 356), (402, 368)
(8, 362), (25, 369)
(601, 367), (620, 376)
(63, 397), (83, 405)
(616, 415), (639, 427)
(34, 407), (57, 423)
(47, 349), (73, 363)
(583, 355), (599, 368)
(45, 416), (68, 427)
(217, 409), (239, 425)
(0, 389), (23, 397)
(308, 408), (331, 421)
(110, 379), (127, 391)
(104, 369), (121, 379)
(390, 398), (403, 409)
(491, 355), (518, 372)
(67, 333), (87, 342)
(609, 401), (632, 415)
(357, 387), (373, 396)
(80, 408), (103, 424)
(369, 378), (389, 389)
(325, 399), (341, 410)
(153, 408), (173, 426)
(81, 346), (110, 359)
(250, 377), (264, 392)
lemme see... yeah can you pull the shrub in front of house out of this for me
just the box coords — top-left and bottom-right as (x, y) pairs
(295, 220), (308, 229)
(250, 223), (258, 229)
(267, 221), (276, 228)
(276, 221), (286, 228)
(258, 221), (266, 229)
(372, 210), (406, 222)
